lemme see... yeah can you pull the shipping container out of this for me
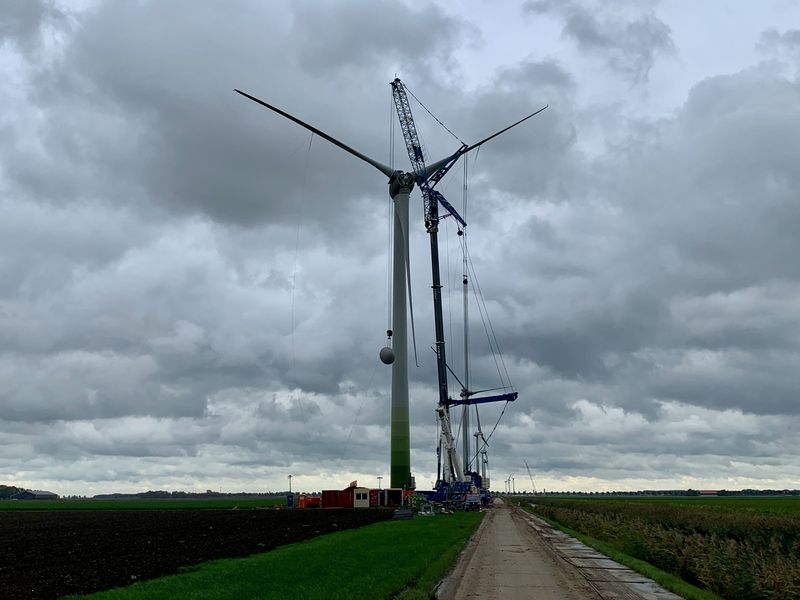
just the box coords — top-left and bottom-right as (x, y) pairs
(321, 490), (340, 508)
(337, 489), (353, 508)
(297, 494), (321, 509)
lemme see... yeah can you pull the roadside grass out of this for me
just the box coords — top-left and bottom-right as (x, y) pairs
(522, 507), (721, 600)
(65, 511), (483, 600)
(0, 498), (286, 510)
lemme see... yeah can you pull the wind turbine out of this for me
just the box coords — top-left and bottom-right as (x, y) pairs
(235, 85), (545, 490)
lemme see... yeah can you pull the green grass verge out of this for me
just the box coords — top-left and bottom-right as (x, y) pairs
(521, 507), (721, 600)
(65, 512), (483, 600)
(0, 498), (286, 510)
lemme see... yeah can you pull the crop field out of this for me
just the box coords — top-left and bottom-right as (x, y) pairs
(1, 507), (390, 599)
(67, 511), (484, 600)
(0, 497), (287, 510)
(522, 496), (800, 599)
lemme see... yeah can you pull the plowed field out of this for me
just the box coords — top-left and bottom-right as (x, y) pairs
(0, 508), (391, 599)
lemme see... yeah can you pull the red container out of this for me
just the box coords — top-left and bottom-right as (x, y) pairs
(369, 489), (379, 507)
(321, 490), (339, 508)
(337, 489), (353, 508)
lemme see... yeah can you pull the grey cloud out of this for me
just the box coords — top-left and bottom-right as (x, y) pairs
(4, 0), (470, 233)
(290, 0), (469, 77)
(0, 0), (63, 49)
(525, 0), (674, 83)
(444, 62), (800, 422)
(758, 28), (800, 54)
(3, 0), (800, 494)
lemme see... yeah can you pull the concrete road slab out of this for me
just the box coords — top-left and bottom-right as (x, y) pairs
(437, 500), (684, 600)
(567, 557), (632, 570)
(582, 569), (651, 583)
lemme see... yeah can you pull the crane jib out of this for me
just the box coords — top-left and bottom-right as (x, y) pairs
(445, 392), (518, 407)
(432, 190), (466, 228)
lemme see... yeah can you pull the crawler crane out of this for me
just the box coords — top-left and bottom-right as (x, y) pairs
(390, 79), (542, 506)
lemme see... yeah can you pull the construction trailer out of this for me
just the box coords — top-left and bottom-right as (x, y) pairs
(320, 485), (404, 509)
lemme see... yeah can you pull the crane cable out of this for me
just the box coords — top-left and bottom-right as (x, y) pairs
(402, 82), (517, 475)
(288, 132), (315, 424)
(468, 249), (514, 389)
(469, 400), (510, 470)
(403, 82), (465, 145)
(387, 93), (395, 340)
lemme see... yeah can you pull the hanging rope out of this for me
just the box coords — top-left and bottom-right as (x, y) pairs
(387, 94), (395, 339)
(469, 400), (510, 469)
(288, 132), (315, 424)
(468, 249), (514, 389)
(445, 215), (454, 393)
(346, 360), (380, 443)
(291, 133), (315, 374)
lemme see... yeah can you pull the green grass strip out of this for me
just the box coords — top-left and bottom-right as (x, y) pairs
(522, 507), (721, 600)
(66, 512), (483, 600)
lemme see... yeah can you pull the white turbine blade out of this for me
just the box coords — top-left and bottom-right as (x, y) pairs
(235, 89), (395, 179)
(396, 205), (419, 367)
(423, 153), (458, 180)
(422, 104), (549, 181)
(464, 105), (549, 153)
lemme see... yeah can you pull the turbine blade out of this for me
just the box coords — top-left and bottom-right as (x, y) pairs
(235, 89), (395, 179)
(423, 153), (459, 180)
(423, 105), (547, 181)
(464, 105), (548, 153)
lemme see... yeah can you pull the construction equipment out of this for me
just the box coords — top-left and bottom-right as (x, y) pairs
(235, 80), (545, 503)
(390, 79), (545, 507)
(524, 460), (538, 494)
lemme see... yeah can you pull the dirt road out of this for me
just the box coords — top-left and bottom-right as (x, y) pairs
(438, 499), (600, 599)
(438, 499), (683, 600)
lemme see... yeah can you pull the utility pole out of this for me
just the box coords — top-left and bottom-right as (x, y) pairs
(377, 476), (383, 490)
(288, 474), (292, 494)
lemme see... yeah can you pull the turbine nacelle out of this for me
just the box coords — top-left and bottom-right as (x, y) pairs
(389, 171), (415, 198)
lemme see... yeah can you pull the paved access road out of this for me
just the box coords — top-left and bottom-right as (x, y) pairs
(438, 499), (683, 600)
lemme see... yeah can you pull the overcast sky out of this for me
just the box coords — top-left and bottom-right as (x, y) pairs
(2, 0), (800, 496)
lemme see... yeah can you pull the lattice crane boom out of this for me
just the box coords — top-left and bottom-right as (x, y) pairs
(389, 77), (546, 489)
(392, 79), (466, 231)
(524, 459), (538, 494)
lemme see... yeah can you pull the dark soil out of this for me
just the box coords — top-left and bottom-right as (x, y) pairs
(0, 508), (392, 599)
